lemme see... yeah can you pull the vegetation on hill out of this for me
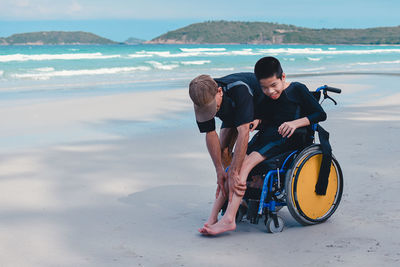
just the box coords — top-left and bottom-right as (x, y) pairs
(149, 21), (400, 44)
(0, 31), (117, 45)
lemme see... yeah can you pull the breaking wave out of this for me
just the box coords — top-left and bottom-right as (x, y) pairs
(307, 57), (322, 61)
(146, 61), (179, 70)
(11, 66), (151, 80)
(0, 53), (121, 62)
(180, 48), (226, 52)
(180, 60), (211, 65)
(349, 60), (400, 66)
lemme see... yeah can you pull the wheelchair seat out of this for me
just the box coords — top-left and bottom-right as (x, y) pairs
(249, 151), (296, 176)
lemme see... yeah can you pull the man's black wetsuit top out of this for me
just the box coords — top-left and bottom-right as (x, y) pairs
(196, 72), (265, 133)
(247, 82), (326, 157)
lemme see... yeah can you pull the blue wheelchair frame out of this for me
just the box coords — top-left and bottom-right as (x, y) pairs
(257, 150), (298, 215)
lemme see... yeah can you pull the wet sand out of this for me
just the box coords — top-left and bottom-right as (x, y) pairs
(0, 75), (399, 266)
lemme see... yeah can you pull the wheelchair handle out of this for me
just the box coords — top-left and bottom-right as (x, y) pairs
(317, 85), (342, 94)
(325, 85), (341, 94)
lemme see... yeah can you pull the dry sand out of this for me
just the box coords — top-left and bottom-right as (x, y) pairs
(0, 75), (399, 266)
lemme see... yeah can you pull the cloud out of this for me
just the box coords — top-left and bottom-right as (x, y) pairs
(0, 0), (86, 19)
(15, 0), (31, 8)
(68, 1), (83, 13)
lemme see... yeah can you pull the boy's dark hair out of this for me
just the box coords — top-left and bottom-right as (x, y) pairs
(254, 56), (283, 80)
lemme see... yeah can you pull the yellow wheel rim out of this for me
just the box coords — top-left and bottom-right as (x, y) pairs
(291, 154), (338, 220)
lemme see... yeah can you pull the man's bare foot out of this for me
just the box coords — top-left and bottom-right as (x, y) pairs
(204, 218), (236, 235)
(198, 217), (218, 235)
(198, 227), (209, 235)
(204, 217), (218, 227)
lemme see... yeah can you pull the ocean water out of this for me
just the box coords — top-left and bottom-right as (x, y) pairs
(1, 44), (400, 99)
(1, 44), (399, 149)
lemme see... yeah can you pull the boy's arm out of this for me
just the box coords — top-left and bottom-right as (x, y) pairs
(206, 131), (228, 198)
(278, 117), (310, 138)
(279, 83), (327, 138)
(297, 83), (327, 124)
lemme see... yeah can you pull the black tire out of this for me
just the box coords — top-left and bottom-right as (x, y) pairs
(266, 216), (284, 233)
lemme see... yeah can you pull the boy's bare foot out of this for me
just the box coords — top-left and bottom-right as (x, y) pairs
(203, 218), (236, 235)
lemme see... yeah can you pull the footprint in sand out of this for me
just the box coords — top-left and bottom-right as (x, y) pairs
(325, 237), (380, 252)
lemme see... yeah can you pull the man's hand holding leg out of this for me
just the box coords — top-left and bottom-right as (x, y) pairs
(228, 170), (246, 202)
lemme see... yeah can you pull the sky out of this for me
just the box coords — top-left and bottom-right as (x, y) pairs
(0, 0), (399, 41)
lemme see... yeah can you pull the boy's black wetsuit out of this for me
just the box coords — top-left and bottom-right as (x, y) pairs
(196, 72), (265, 133)
(247, 82), (326, 158)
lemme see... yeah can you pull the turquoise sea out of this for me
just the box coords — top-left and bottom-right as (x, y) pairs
(1, 44), (400, 100)
(1, 44), (400, 149)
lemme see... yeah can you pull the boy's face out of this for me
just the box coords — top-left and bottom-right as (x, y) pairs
(259, 73), (286, 100)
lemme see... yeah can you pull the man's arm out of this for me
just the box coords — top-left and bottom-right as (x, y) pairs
(228, 123), (250, 201)
(206, 131), (228, 198)
(219, 127), (238, 168)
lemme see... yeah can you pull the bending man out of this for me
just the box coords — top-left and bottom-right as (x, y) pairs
(188, 72), (265, 234)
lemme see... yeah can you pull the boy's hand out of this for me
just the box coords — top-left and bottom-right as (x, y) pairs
(216, 170), (228, 199)
(278, 121), (298, 138)
(249, 119), (261, 132)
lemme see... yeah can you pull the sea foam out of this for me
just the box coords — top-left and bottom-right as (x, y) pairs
(0, 53), (121, 62)
(146, 61), (179, 70)
(131, 49), (257, 58)
(180, 60), (211, 65)
(307, 57), (322, 61)
(180, 48), (226, 52)
(301, 67), (326, 72)
(35, 67), (55, 72)
(257, 48), (400, 55)
(350, 60), (400, 66)
(128, 54), (154, 58)
(11, 66), (151, 80)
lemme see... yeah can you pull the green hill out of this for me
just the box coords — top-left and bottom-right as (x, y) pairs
(149, 21), (400, 44)
(1, 31), (117, 45)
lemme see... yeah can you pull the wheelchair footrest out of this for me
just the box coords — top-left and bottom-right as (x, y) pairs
(247, 199), (260, 224)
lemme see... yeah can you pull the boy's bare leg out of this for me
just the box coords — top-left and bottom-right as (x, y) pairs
(204, 152), (266, 235)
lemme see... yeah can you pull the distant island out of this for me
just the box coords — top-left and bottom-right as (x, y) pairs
(125, 37), (146, 45)
(0, 31), (118, 45)
(148, 21), (400, 44)
(2, 21), (400, 45)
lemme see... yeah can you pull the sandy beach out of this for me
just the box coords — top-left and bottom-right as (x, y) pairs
(0, 74), (400, 266)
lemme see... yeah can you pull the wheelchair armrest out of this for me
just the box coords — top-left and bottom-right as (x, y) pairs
(293, 127), (308, 136)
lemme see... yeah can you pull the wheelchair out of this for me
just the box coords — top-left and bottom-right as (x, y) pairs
(225, 85), (344, 233)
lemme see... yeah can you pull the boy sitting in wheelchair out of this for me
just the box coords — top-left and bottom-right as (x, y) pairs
(202, 57), (330, 235)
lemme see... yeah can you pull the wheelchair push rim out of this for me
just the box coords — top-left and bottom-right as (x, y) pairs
(285, 145), (343, 225)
